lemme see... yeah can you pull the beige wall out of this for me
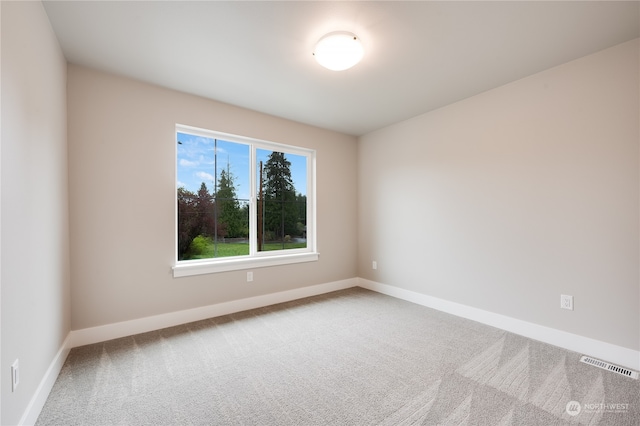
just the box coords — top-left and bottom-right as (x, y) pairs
(2, 4), (637, 421)
(358, 39), (639, 351)
(67, 65), (358, 330)
(1, 2), (70, 424)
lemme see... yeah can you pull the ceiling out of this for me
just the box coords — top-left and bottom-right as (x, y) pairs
(42, 1), (639, 136)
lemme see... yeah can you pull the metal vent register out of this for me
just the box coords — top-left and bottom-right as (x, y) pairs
(580, 356), (639, 379)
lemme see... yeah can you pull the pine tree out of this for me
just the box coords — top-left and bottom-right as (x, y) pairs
(262, 152), (298, 241)
(216, 169), (244, 238)
(195, 182), (215, 237)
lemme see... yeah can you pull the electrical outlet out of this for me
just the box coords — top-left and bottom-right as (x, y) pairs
(372, 261), (377, 270)
(560, 294), (573, 311)
(11, 359), (19, 392)
(247, 271), (253, 282)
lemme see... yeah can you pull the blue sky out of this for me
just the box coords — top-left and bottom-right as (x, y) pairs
(177, 132), (307, 200)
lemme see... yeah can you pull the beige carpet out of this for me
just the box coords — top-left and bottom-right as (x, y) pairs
(37, 287), (639, 425)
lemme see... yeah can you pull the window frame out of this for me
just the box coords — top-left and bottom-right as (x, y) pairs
(173, 124), (318, 278)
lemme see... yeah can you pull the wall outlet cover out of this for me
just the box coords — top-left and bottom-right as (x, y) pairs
(11, 359), (19, 392)
(561, 294), (573, 310)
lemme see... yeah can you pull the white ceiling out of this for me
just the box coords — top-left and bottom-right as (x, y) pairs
(43, 1), (639, 136)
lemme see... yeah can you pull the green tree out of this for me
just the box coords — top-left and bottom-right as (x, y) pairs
(295, 193), (307, 236)
(177, 187), (198, 259)
(262, 152), (298, 241)
(216, 169), (245, 238)
(195, 182), (215, 237)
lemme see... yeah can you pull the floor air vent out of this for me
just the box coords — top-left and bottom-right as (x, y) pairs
(580, 356), (638, 379)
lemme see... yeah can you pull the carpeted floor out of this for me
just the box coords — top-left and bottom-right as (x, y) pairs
(37, 287), (639, 425)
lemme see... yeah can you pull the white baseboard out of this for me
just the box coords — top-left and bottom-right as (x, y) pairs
(19, 333), (72, 426)
(23, 276), (637, 425)
(70, 278), (357, 348)
(358, 278), (640, 371)
(22, 279), (357, 425)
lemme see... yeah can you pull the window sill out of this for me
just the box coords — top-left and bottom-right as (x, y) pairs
(172, 252), (319, 278)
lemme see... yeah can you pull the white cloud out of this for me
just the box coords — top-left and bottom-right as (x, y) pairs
(179, 159), (198, 167)
(194, 136), (213, 145)
(196, 171), (215, 182)
(177, 181), (187, 188)
(198, 155), (214, 165)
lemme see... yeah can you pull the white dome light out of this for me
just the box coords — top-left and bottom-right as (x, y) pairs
(313, 32), (364, 71)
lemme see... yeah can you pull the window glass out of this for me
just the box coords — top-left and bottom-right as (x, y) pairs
(177, 133), (250, 260)
(257, 149), (307, 252)
(175, 125), (314, 273)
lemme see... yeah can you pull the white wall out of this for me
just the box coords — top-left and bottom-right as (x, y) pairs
(358, 39), (639, 351)
(67, 65), (358, 330)
(1, 2), (70, 424)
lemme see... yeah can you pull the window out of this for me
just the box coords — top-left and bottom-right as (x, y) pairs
(173, 125), (317, 277)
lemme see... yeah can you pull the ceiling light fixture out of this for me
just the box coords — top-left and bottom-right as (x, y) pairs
(313, 31), (364, 71)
